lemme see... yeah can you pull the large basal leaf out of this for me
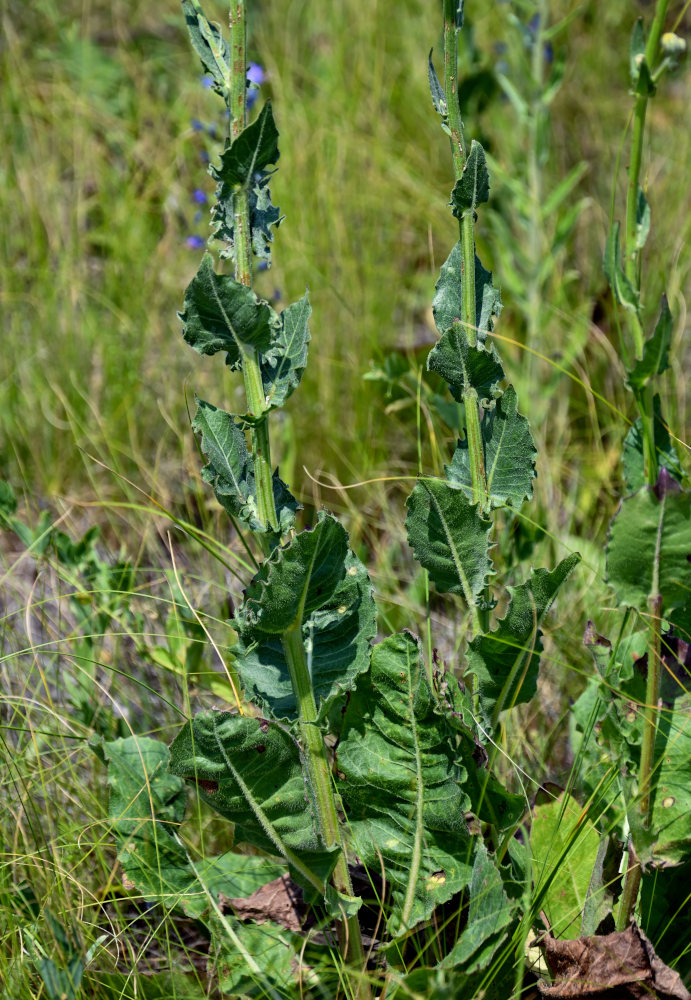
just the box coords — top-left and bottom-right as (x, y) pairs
(181, 0), (230, 99)
(622, 395), (683, 493)
(466, 554), (580, 730)
(405, 478), (493, 613)
(210, 102), (279, 190)
(606, 474), (691, 612)
(337, 632), (474, 934)
(261, 293), (311, 410)
(168, 711), (338, 890)
(180, 254), (280, 371)
(627, 296), (672, 390)
(233, 513), (376, 723)
(433, 242), (502, 342)
(193, 398), (299, 535)
(450, 139), (489, 219)
(427, 321), (504, 402)
(531, 792), (602, 939)
(446, 385), (536, 509)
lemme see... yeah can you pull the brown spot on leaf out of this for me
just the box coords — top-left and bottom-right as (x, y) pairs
(538, 923), (690, 999)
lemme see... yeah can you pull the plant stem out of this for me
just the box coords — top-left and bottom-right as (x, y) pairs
(229, 0), (278, 538)
(281, 627), (370, 997)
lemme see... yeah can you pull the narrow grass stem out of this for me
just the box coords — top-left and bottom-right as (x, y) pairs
(281, 627), (370, 998)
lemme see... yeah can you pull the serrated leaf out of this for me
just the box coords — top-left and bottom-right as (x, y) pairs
(233, 513), (376, 723)
(634, 186), (651, 251)
(210, 102), (279, 189)
(193, 398), (299, 535)
(466, 554), (580, 730)
(337, 632), (474, 934)
(428, 50), (447, 117)
(606, 478), (691, 612)
(405, 479), (493, 613)
(261, 293), (311, 410)
(433, 242), (502, 341)
(428, 321), (505, 402)
(440, 843), (514, 971)
(180, 254), (280, 371)
(532, 792), (601, 939)
(627, 296), (672, 389)
(603, 222), (639, 313)
(623, 395), (683, 493)
(168, 711), (338, 891)
(181, 0), (230, 99)
(446, 385), (536, 509)
(450, 140), (489, 219)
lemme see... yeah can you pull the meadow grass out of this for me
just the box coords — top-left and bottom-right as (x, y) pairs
(1, 0), (690, 996)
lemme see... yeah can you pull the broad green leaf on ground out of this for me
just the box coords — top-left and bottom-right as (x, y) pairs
(531, 791), (601, 939)
(433, 242), (502, 341)
(603, 221), (639, 313)
(168, 711), (338, 892)
(466, 554), (580, 730)
(210, 102), (280, 189)
(622, 395), (683, 493)
(337, 632), (474, 934)
(450, 140), (489, 218)
(427, 321), (504, 401)
(446, 386), (536, 508)
(440, 843), (514, 971)
(180, 254), (280, 371)
(606, 476), (691, 612)
(261, 293), (311, 410)
(405, 479), (493, 616)
(627, 297), (672, 389)
(193, 398), (299, 534)
(181, 0), (230, 99)
(233, 513), (376, 723)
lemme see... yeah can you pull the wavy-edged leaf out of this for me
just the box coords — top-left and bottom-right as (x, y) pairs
(466, 554), (581, 730)
(450, 139), (489, 219)
(606, 475), (691, 612)
(446, 385), (536, 508)
(627, 296), (672, 390)
(193, 398), (299, 535)
(603, 222), (639, 313)
(233, 513), (376, 723)
(623, 395), (683, 493)
(180, 254), (280, 371)
(337, 632), (474, 933)
(210, 102), (280, 190)
(433, 242), (502, 342)
(428, 321), (504, 402)
(169, 711), (338, 892)
(181, 0), (230, 99)
(405, 479), (493, 612)
(261, 293), (311, 410)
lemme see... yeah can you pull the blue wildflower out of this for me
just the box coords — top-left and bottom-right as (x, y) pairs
(186, 235), (205, 249)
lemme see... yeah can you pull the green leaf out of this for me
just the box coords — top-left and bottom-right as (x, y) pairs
(440, 843), (514, 971)
(181, 0), (230, 99)
(434, 242), (502, 341)
(606, 476), (691, 612)
(168, 711), (338, 891)
(193, 398), (299, 535)
(180, 254), (280, 371)
(531, 791), (602, 939)
(466, 554), (581, 730)
(634, 186), (651, 251)
(261, 293), (311, 410)
(428, 50), (447, 117)
(446, 386), (537, 509)
(627, 296), (672, 389)
(337, 632), (474, 933)
(234, 513), (376, 723)
(603, 222), (639, 313)
(623, 395), (683, 493)
(210, 102), (280, 189)
(405, 479), (493, 611)
(450, 139), (489, 218)
(428, 321), (505, 402)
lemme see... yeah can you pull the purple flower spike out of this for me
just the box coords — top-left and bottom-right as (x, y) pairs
(186, 235), (205, 249)
(193, 188), (208, 205)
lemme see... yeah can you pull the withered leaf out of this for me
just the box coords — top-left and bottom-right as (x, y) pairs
(538, 923), (690, 999)
(221, 873), (305, 933)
